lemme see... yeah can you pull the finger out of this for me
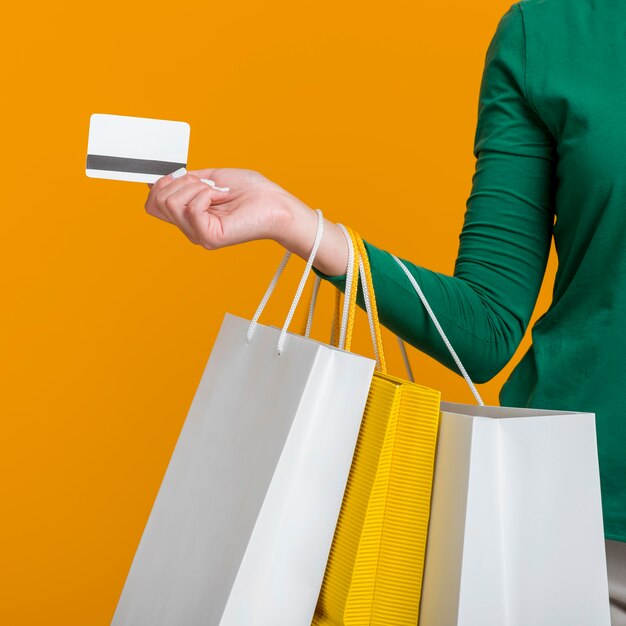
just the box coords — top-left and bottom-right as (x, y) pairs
(161, 175), (230, 216)
(151, 174), (203, 223)
(187, 187), (222, 249)
(199, 178), (230, 192)
(161, 180), (210, 242)
(186, 169), (233, 192)
(145, 172), (178, 220)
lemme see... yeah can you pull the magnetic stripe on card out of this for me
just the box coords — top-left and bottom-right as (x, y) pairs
(86, 154), (186, 175)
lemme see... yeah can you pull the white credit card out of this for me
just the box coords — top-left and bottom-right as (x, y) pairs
(85, 113), (191, 183)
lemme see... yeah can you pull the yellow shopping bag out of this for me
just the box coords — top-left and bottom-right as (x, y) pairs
(311, 226), (441, 626)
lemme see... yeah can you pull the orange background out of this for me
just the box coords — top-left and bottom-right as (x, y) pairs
(0, 1), (557, 623)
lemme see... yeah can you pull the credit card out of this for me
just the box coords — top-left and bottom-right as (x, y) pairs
(85, 113), (191, 183)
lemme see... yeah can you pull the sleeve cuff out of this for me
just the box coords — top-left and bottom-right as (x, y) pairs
(312, 265), (347, 284)
(312, 238), (378, 288)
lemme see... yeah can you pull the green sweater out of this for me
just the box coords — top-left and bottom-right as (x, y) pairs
(313, 0), (626, 543)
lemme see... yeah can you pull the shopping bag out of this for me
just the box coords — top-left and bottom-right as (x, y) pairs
(110, 209), (377, 626)
(387, 255), (611, 626)
(311, 226), (442, 625)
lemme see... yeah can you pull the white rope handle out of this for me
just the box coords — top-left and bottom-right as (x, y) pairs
(277, 210), (325, 355)
(303, 222), (356, 347)
(303, 224), (379, 363)
(304, 221), (357, 349)
(246, 250), (291, 342)
(302, 225), (379, 372)
(246, 209), (325, 356)
(304, 275), (322, 338)
(392, 255), (484, 406)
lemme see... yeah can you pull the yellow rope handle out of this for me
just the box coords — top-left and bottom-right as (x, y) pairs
(341, 225), (360, 352)
(343, 226), (386, 372)
(302, 225), (385, 373)
(350, 228), (385, 371)
(353, 230), (386, 372)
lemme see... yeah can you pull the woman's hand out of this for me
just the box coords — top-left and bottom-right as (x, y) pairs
(144, 167), (350, 276)
(144, 168), (298, 249)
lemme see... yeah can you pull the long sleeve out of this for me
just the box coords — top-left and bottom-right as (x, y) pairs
(313, 1), (557, 384)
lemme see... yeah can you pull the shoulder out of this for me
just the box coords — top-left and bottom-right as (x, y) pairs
(516, 0), (564, 15)
(516, 0), (579, 32)
(495, 0), (566, 35)
(512, 0), (589, 135)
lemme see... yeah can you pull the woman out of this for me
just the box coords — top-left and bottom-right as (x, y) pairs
(144, 0), (626, 622)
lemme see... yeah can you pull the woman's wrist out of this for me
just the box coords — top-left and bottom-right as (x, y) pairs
(273, 194), (349, 277)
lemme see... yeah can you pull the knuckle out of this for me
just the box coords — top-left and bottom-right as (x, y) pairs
(187, 198), (202, 213)
(190, 194), (209, 212)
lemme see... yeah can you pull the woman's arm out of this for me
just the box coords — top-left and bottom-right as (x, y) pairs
(144, 2), (556, 384)
(276, 3), (557, 384)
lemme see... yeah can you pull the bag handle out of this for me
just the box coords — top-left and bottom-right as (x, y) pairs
(342, 225), (387, 373)
(301, 221), (358, 351)
(299, 221), (484, 406)
(339, 232), (418, 383)
(391, 254), (484, 405)
(335, 223), (383, 364)
(342, 228), (484, 404)
(335, 227), (486, 406)
(246, 208), (325, 356)
(302, 223), (385, 371)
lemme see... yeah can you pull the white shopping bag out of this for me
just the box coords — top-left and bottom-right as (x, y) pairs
(419, 402), (610, 626)
(111, 210), (376, 626)
(389, 255), (611, 626)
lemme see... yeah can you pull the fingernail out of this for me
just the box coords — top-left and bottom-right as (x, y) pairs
(171, 167), (187, 179)
(201, 178), (230, 192)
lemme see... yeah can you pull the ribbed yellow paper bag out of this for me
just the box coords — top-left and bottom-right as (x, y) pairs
(312, 228), (441, 626)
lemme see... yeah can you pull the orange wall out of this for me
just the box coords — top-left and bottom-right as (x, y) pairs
(0, 1), (556, 623)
